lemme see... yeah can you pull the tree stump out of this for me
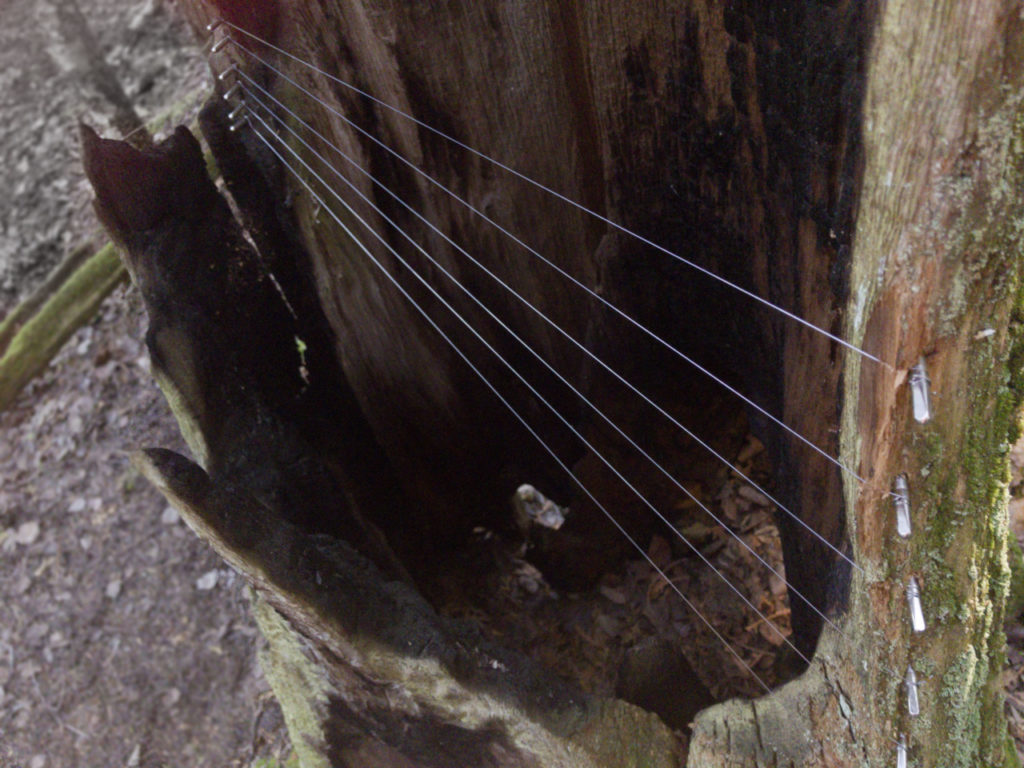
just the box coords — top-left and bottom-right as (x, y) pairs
(83, 0), (1024, 765)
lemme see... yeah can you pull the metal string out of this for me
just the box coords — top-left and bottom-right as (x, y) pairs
(243, 112), (775, 694)
(221, 38), (873, 495)
(234, 71), (863, 577)
(244, 105), (812, 665)
(237, 77), (850, 633)
(217, 18), (890, 371)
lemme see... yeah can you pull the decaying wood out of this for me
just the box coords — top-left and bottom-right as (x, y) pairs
(83, 0), (1024, 766)
(0, 93), (213, 415)
(133, 447), (682, 768)
(691, 1), (1024, 766)
(82, 116), (685, 767)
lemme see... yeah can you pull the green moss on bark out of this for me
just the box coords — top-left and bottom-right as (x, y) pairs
(0, 243), (125, 412)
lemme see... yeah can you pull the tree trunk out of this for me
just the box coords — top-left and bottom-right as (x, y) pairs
(84, 0), (1024, 766)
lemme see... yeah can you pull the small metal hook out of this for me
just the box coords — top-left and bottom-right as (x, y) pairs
(905, 664), (920, 716)
(217, 64), (238, 83)
(205, 19), (224, 34)
(893, 474), (912, 538)
(210, 36), (231, 55)
(222, 82), (241, 102)
(228, 101), (247, 122)
(909, 357), (932, 423)
(229, 114), (250, 133)
(906, 577), (926, 633)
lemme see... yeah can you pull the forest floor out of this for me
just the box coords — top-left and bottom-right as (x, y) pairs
(0, 0), (291, 766)
(3, 1), (1024, 767)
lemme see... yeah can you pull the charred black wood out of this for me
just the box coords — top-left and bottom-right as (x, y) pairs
(80, 123), (411, 584)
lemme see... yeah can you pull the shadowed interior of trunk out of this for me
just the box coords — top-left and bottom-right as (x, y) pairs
(77, 0), (898, 761)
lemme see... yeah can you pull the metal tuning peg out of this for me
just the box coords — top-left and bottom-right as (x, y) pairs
(210, 36), (231, 54)
(909, 357), (932, 423)
(896, 734), (907, 768)
(205, 19), (224, 34)
(217, 64), (239, 83)
(222, 82), (241, 102)
(229, 111), (250, 133)
(906, 577), (926, 633)
(905, 664), (920, 716)
(893, 474), (912, 538)
(228, 101), (247, 121)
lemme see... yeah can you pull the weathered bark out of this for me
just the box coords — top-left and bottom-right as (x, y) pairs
(189, 0), (869, 649)
(83, 0), (1024, 766)
(0, 98), (211, 414)
(690, 1), (1024, 766)
(83, 118), (685, 767)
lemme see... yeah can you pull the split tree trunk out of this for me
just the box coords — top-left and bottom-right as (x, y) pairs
(84, 0), (1024, 766)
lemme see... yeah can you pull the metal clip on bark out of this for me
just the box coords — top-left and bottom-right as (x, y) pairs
(905, 665), (920, 716)
(909, 357), (931, 423)
(893, 474), (912, 538)
(906, 577), (926, 633)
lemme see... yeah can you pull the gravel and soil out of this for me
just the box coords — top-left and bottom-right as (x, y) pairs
(1, 1), (290, 765)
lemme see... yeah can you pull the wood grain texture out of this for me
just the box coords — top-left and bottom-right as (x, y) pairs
(123, 0), (1024, 764)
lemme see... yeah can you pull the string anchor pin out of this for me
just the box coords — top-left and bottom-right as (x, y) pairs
(210, 36), (231, 54)
(909, 357), (932, 423)
(906, 577), (926, 633)
(205, 19), (224, 34)
(229, 113), (250, 133)
(905, 665), (920, 716)
(217, 64), (238, 83)
(896, 734), (907, 768)
(893, 474), (912, 538)
(228, 101), (247, 122)
(222, 82), (241, 102)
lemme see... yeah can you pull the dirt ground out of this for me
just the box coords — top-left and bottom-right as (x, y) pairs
(0, 0), (291, 766)
(3, 0), (1024, 766)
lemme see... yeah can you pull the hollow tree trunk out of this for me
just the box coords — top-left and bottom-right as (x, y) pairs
(84, 0), (1024, 766)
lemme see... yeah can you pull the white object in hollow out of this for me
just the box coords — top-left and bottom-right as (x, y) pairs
(514, 484), (566, 530)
